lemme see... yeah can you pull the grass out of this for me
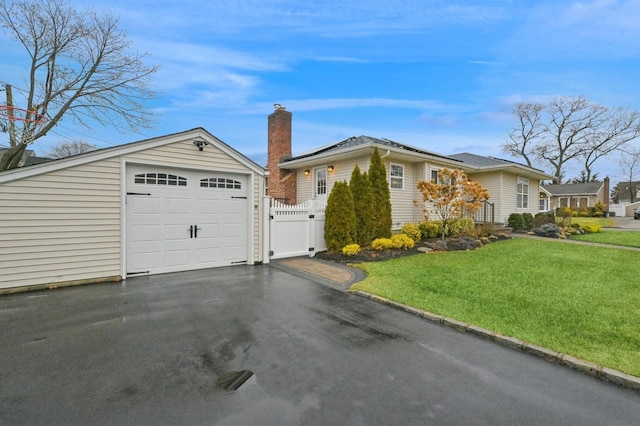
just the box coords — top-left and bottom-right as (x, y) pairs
(351, 238), (640, 376)
(572, 230), (640, 248)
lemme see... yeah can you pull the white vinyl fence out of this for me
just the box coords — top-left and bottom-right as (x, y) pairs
(267, 198), (327, 260)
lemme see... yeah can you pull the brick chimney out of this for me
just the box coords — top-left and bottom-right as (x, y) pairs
(267, 104), (297, 204)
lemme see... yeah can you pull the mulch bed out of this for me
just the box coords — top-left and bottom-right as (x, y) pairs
(315, 235), (512, 264)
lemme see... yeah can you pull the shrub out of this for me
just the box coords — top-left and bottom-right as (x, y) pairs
(522, 213), (534, 231)
(369, 147), (392, 239)
(473, 222), (495, 238)
(533, 223), (562, 238)
(371, 238), (393, 251)
(324, 181), (357, 251)
(508, 213), (525, 231)
(534, 212), (555, 227)
(391, 234), (415, 250)
(419, 220), (442, 239)
(581, 223), (602, 233)
(401, 223), (422, 242)
(342, 244), (361, 256)
(448, 218), (475, 236)
(349, 165), (376, 246)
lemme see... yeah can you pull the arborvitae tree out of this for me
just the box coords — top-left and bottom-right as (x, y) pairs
(324, 181), (357, 251)
(349, 165), (376, 246)
(369, 147), (392, 238)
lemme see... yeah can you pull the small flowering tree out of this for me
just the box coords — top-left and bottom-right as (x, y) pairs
(416, 168), (490, 240)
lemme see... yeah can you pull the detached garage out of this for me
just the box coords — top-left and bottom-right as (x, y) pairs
(0, 128), (266, 293)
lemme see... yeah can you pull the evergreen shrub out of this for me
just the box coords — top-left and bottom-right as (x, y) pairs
(324, 181), (357, 251)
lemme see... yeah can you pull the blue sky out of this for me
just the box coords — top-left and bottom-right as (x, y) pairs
(1, 0), (640, 181)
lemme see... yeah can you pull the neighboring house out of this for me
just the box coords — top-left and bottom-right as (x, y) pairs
(541, 179), (610, 212)
(0, 148), (52, 167)
(0, 128), (266, 292)
(266, 105), (554, 228)
(612, 181), (640, 204)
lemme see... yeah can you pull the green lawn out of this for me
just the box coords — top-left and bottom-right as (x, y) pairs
(351, 238), (640, 376)
(572, 230), (640, 248)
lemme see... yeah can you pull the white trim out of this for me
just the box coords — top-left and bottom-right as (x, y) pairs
(0, 128), (265, 184)
(121, 159), (127, 279)
(517, 177), (530, 209)
(389, 163), (404, 190)
(429, 166), (441, 183)
(314, 166), (327, 197)
(122, 160), (255, 277)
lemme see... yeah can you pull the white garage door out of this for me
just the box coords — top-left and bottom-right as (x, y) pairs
(125, 165), (249, 275)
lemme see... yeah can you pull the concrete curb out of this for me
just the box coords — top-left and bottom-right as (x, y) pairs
(349, 290), (640, 392)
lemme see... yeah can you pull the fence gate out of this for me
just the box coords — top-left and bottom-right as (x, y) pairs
(268, 199), (326, 260)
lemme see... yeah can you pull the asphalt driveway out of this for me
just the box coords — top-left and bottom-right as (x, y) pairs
(1, 265), (639, 425)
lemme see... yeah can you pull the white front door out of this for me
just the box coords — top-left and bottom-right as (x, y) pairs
(125, 165), (249, 276)
(314, 166), (327, 201)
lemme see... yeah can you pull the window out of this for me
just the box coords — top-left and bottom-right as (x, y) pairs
(315, 167), (327, 196)
(430, 167), (440, 183)
(539, 197), (549, 212)
(390, 164), (404, 189)
(200, 177), (241, 189)
(134, 173), (187, 186)
(517, 178), (529, 209)
(559, 196), (588, 209)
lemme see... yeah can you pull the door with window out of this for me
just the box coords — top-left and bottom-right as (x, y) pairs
(314, 167), (327, 201)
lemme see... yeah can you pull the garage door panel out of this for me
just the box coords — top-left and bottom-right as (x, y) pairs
(165, 224), (191, 240)
(129, 197), (160, 214)
(129, 251), (160, 271)
(165, 197), (191, 214)
(164, 249), (191, 267)
(130, 225), (161, 242)
(126, 166), (249, 275)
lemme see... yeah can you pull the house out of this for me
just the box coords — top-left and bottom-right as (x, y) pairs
(0, 148), (52, 167)
(266, 105), (554, 228)
(611, 181), (640, 204)
(541, 179), (610, 212)
(0, 128), (266, 293)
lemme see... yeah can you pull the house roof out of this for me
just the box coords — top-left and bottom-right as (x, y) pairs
(542, 182), (603, 196)
(0, 127), (265, 184)
(280, 136), (554, 180)
(285, 135), (459, 163)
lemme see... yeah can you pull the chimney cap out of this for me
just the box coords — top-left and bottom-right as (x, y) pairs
(274, 103), (285, 111)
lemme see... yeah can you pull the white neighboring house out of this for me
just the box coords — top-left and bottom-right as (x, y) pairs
(0, 128), (266, 293)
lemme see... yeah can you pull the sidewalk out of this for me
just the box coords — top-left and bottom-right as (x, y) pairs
(270, 257), (366, 289)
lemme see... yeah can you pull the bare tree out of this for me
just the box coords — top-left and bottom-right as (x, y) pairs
(47, 141), (97, 158)
(581, 107), (640, 181)
(503, 102), (544, 168)
(618, 147), (640, 203)
(502, 96), (640, 184)
(0, 0), (158, 171)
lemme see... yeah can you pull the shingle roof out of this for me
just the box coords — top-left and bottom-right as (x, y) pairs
(542, 182), (603, 196)
(448, 152), (547, 172)
(283, 135), (460, 163)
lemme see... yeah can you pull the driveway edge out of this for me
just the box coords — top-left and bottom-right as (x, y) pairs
(350, 290), (640, 392)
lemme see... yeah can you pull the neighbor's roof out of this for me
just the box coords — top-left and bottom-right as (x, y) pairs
(542, 182), (603, 196)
